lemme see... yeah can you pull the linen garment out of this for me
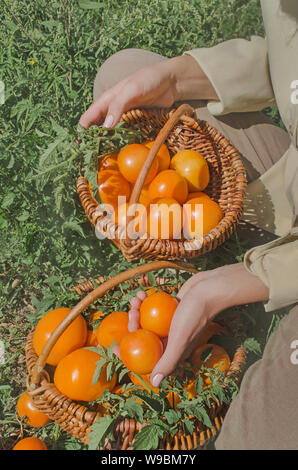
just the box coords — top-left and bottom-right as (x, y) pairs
(184, 0), (298, 449)
(185, 0), (298, 313)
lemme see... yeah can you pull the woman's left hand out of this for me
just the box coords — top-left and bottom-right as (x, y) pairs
(124, 263), (269, 388)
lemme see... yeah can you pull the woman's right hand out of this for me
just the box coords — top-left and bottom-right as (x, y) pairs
(79, 55), (218, 130)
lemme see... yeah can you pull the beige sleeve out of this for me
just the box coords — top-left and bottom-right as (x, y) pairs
(184, 36), (276, 115)
(244, 228), (298, 311)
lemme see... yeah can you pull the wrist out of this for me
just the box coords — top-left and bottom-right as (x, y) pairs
(166, 54), (218, 102)
(198, 263), (270, 318)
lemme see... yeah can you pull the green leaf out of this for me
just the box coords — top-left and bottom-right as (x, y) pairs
(78, 1), (102, 10)
(164, 409), (180, 425)
(243, 337), (262, 355)
(88, 415), (115, 450)
(132, 392), (163, 413)
(123, 398), (144, 423)
(195, 404), (213, 429)
(183, 418), (194, 435)
(92, 357), (106, 386)
(2, 193), (15, 209)
(133, 424), (165, 450)
(61, 219), (85, 238)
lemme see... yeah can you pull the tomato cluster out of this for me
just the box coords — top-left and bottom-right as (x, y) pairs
(14, 289), (230, 449)
(96, 141), (223, 240)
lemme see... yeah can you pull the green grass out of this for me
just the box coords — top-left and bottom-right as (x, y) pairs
(0, 0), (285, 450)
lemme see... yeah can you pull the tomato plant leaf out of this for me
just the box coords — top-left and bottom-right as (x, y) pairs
(123, 398), (143, 423)
(88, 415), (115, 450)
(132, 423), (166, 450)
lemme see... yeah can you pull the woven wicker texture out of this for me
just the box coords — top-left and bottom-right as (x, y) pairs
(77, 105), (247, 261)
(25, 261), (246, 449)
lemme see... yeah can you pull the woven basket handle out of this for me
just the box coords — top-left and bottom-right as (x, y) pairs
(128, 103), (194, 207)
(30, 260), (198, 387)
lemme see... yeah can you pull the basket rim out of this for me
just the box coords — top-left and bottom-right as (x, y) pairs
(25, 270), (247, 450)
(77, 105), (247, 260)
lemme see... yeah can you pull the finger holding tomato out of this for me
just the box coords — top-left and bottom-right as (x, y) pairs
(125, 264), (269, 389)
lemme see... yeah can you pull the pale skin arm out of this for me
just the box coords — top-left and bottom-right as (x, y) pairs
(120, 263), (269, 388)
(79, 54), (218, 129)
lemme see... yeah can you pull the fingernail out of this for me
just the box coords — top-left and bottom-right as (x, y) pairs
(136, 291), (147, 301)
(151, 373), (164, 388)
(103, 114), (114, 128)
(130, 297), (141, 308)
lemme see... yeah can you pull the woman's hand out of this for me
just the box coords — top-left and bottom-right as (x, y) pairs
(79, 55), (218, 129)
(125, 263), (269, 388)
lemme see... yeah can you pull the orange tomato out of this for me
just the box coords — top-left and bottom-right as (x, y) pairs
(166, 379), (197, 409)
(120, 329), (163, 375)
(140, 291), (178, 337)
(97, 169), (131, 208)
(186, 191), (210, 202)
(17, 392), (50, 428)
(85, 328), (98, 347)
(112, 202), (146, 235)
(170, 150), (210, 191)
(54, 348), (116, 402)
(118, 144), (159, 184)
(183, 197), (223, 238)
(143, 141), (170, 172)
(98, 153), (118, 171)
(191, 343), (230, 385)
(138, 184), (152, 208)
(33, 307), (87, 366)
(147, 197), (183, 240)
(145, 287), (159, 296)
(149, 170), (188, 205)
(193, 321), (228, 350)
(13, 437), (47, 450)
(97, 311), (129, 349)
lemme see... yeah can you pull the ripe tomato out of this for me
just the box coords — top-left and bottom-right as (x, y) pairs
(191, 343), (230, 384)
(119, 329), (163, 375)
(98, 153), (118, 171)
(148, 170), (188, 205)
(183, 197), (223, 238)
(118, 144), (159, 184)
(33, 307), (87, 366)
(96, 311), (129, 349)
(112, 202), (146, 236)
(138, 184), (152, 208)
(140, 291), (178, 337)
(170, 150), (210, 191)
(13, 437), (47, 450)
(17, 392), (50, 428)
(192, 321), (228, 350)
(97, 169), (131, 208)
(186, 191), (210, 202)
(85, 328), (98, 347)
(146, 197), (183, 240)
(143, 141), (170, 172)
(54, 348), (116, 402)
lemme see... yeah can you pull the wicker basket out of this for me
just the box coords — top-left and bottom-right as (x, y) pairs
(25, 261), (246, 450)
(77, 104), (247, 262)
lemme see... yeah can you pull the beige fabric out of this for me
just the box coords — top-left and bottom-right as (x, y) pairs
(186, 0), (298, 312)
(215, 304), (298, 450)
